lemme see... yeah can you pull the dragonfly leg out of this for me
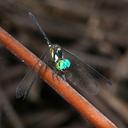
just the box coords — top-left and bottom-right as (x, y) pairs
(61, 74), (66, 81)
(56, 71), (66, 81)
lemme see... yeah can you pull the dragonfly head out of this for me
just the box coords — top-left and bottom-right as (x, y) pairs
(56, 59), (71, 71)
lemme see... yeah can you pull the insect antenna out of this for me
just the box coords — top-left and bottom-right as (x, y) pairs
(28, 12), (52, 47)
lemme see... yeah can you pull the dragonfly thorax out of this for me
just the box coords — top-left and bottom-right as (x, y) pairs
(50, 45), (63, 62)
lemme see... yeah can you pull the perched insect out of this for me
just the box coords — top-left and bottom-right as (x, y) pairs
(16, 12), (112, 99)
(47, 44), (71, 80)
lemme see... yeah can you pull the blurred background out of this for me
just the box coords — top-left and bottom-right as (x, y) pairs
(0, 0), (128, 128)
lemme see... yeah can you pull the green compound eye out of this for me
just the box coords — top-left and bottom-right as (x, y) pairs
(56, 60), (65, 70)
(64, 59), (71, 68)
(56, 59), (71, 71)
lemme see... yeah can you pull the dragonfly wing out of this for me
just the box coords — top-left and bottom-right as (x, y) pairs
(62, 48), (112, 96)
(16, 69), (38, 99)
(40, 44), (112, 96)
(16, 48), (50, 99)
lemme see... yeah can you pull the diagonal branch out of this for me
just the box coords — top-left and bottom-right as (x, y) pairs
(0, 27), (117, 128)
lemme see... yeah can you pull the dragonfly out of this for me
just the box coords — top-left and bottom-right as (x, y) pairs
(16, 12), (112, 99)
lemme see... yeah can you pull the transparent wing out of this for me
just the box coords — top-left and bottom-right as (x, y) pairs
(63, 48), (112, 96)
(43, 45), (112, 96)
(16, 49), (49, 99)
(37, 44), (112, 96)
(16, 69), (38, 99)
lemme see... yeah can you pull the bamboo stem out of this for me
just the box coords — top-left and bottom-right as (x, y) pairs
(0, 27), (117, 128)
